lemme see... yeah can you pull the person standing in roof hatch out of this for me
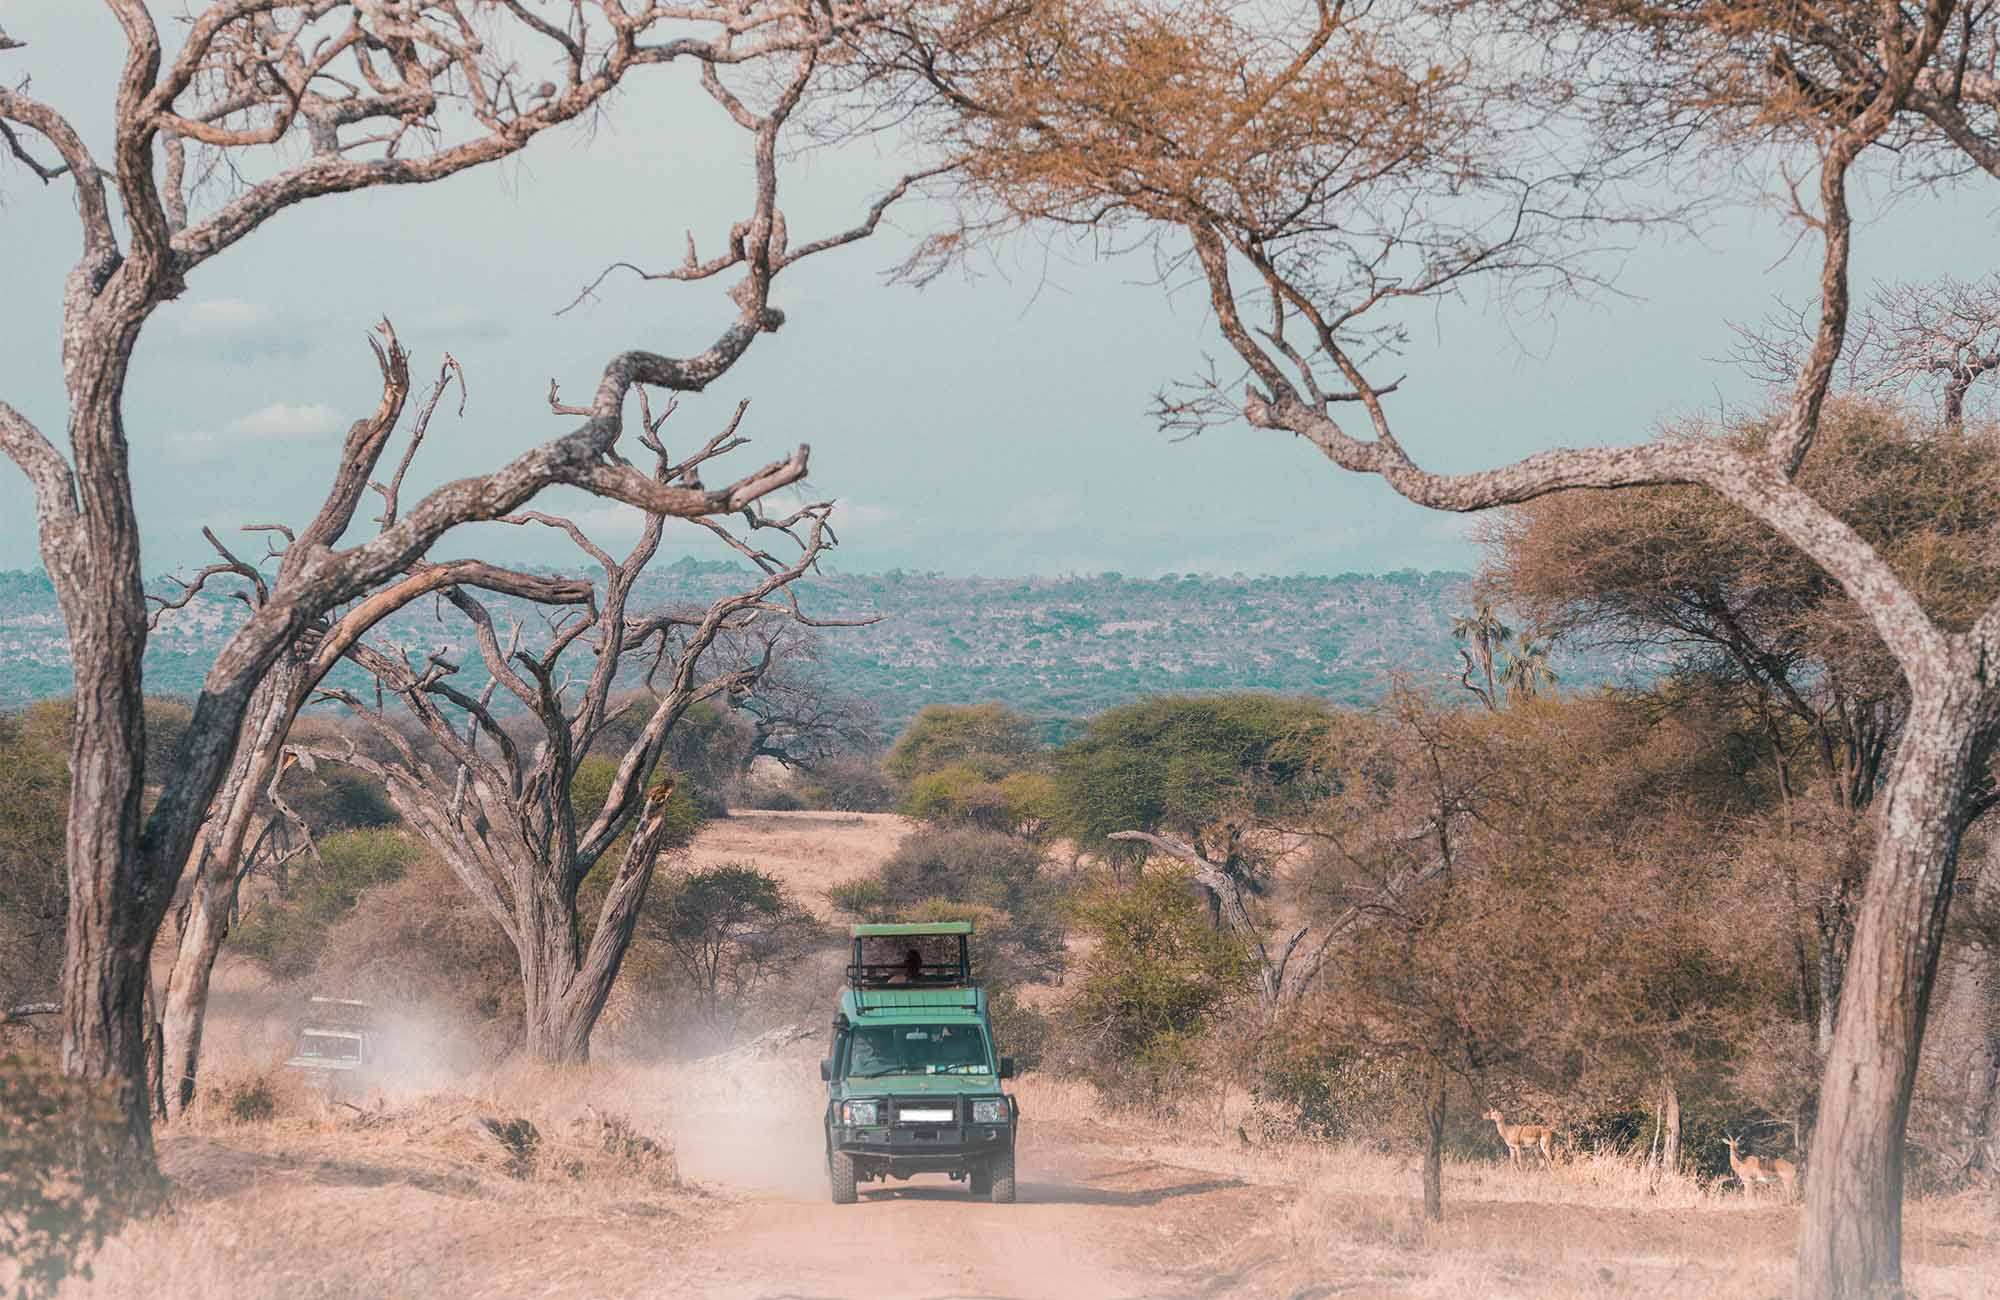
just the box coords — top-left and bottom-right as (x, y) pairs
(899, 947), (923, 983)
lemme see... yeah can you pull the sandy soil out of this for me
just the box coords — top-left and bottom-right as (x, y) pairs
(685, 810), (914, 919)
(56, 1043), (1997, 1300)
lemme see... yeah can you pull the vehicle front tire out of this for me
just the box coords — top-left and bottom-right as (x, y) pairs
(830, 1150), (858, 1205)
(970, 1160), (992, 1197)
(988, 1148), (1016, 1204)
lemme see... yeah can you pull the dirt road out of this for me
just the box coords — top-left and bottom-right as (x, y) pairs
(664, 1082), (1285, 1300)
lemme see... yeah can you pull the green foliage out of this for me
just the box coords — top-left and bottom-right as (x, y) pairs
(0, 1052), (161, 1299)
(0, 702), (70, 1010)
(141, 696), (194, 787)
(643, 863), (820, 1034)
(900, 762), (1062, 837)
(232, 829), (424, 979)
(575, 776), (708, 953)
(1062, 867), (1250, 1098)
(569, 757), (706, 851)
(884, 704), (1040, 781)
(270, 765), (397, 835)
(570, 754), (622, 825)
(1051, 693), (1334, 858)
(852, 830), (1062, 965)
(995, 770), (1060, 838)
(900, 765), (997, 827)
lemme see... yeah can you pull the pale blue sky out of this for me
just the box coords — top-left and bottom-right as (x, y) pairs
(2, 2), (1993, 581)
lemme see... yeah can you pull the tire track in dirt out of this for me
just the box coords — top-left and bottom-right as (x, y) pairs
(666, 1113), (1287, 1300)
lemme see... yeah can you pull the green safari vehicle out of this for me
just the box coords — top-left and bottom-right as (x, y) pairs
(820, 922), (1020, 1204)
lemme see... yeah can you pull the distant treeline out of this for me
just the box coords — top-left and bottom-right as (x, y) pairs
(0, 565), (1646, 730)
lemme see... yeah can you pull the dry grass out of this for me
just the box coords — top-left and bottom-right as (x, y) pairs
(1008, 1075), (2000, 1299)
(60, 1063), (705, 1300)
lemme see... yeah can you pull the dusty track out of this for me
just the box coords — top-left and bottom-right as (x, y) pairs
(669, 1111), (1281, 1300)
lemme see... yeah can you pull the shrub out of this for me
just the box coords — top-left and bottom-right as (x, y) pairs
(0, 1052), (162, 1299)
(733, 783), (805, 812)
(291, 768), (399, 832)
(884, 704), (1040, 781)
(901, 765), (998, 828)
(0, 703), (69, 1016)
(220, 1074), (279, 1123)
(872, 829), (1059, 947)
(313, 855), (525, 1061)
(1254, 1026), (1406, 1142)
(569, 757), (707, 847)
(641, 863), (821, 1037)
(794, 758), (898, 811)
(232, 828), (423, 979)
(1061, 867), (1251, 1101)
(1050, 694), (1334, 861)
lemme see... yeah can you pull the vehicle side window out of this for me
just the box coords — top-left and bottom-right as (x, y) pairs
(849, 1032), (881, 1075)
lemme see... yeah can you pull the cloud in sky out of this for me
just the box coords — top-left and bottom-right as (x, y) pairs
(152, 296), (319, 359)
(175, 297), (270, 336)
(170, 402), (346, 459)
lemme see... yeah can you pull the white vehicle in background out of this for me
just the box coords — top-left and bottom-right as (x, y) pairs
(282, 996), (376, 1098)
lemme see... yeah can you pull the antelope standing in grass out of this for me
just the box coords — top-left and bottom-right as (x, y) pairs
(1483, 1109), (1556, 1169)
(1722, 1133), (1799, 1202)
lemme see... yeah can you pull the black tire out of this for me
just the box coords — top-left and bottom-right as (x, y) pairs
(988, 1148), (1016, 1204)
(830, 1150), (858, 1205)
(970, 1161), (993, 1197)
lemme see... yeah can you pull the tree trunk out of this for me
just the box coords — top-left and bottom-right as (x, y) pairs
(1969, 1019), (2000, 1182)
(1798, 686), (1991, 1300)
(1421, 1064), (1445, 1223)
(519, 876), (590, 1065)
(50, 374), (160, 1171)
(1662, 1075), (1682, 1177)
(1956, 885), (2000, 1182)
(1817, 878), (1855, 1053)
(514, 798), (677, 1064)
(160, 877), (233, 1117)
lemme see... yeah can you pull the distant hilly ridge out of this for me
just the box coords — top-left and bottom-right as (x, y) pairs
(0, 564), (1645, 733)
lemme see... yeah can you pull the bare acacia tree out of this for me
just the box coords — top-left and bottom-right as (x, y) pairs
(1859, 277), (2000, 432)
(725, 631), (881, 772)
(294, 402), (854, 1063)
(154, 345), (598, 1114)
(0, 0), (918, 1168)
(877, 0), (1995, 1291)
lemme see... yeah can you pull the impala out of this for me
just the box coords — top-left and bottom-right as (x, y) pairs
(1483, 1109), (1556, 1169)
(1723, 1133), (1800, 1202)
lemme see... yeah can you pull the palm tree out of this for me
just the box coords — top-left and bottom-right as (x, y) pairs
(1451, 597), (1513, 711)
(1502, 640), (1560, 702)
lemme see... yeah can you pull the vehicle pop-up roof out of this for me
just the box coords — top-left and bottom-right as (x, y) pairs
(844, 922), (979, 1015)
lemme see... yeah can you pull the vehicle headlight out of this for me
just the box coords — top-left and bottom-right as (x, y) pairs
(841, 1100), (880, 1126)
(971, 1098), (1008, 1125)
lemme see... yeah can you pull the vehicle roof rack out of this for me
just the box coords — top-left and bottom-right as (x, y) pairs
(849, 921), (973, 937)
(850, 986), (984, 1014)
(845, 921), (976, 992)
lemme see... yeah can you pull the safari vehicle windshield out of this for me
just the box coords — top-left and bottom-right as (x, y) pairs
(846, 1023), (991, 1077)
(297, 1032), (363, 1061)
